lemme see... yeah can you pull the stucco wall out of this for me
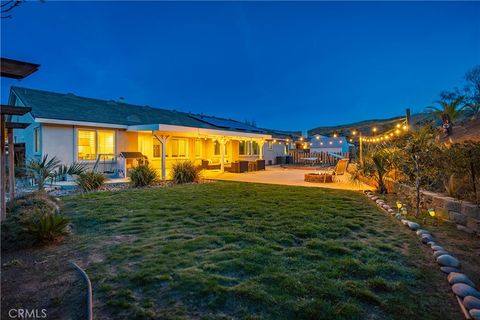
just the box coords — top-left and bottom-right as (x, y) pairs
(263, 143), (287, 165)
(42, 125), (75, 164)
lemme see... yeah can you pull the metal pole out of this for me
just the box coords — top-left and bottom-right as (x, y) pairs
(8, 128), (15, 201)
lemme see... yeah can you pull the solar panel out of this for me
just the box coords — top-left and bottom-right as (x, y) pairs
(190, 115), (265, 133)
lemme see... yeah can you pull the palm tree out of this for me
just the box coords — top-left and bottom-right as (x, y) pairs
(426, 96), (465, 123)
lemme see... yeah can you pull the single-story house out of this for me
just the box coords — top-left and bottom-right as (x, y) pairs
(309, 135), (350, 153)
(8, 86), (294, 180)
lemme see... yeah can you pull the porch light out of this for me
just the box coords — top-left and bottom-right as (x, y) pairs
(273, 139), (277, 143)
(333, 133), (338, 138)
(316, 135), (320, 140)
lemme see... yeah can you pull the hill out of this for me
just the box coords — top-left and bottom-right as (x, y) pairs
(308, 113), (436, 137)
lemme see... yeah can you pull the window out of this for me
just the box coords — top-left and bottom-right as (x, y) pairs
(268, 141), (273, 150)
(78, 130), (96, 160)
(195, 139), (202, 158)
(214, 141), (227, 156)
(170, 138), (187, 157)
(239, 141), (259, 155)
(77, 129), (115, 160)
(34, 127), (40, 153)
(153, 138), (161, 158)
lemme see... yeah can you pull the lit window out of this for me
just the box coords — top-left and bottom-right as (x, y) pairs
(78, 130), (96, 160)
(214, 140), (228, 156)
(195, 139), (202, 158)
(77, 129), (115, 160)
(170, 138), (188, 157)
(34, 127), (40, 153)
(153, 138), (161, 158)
(238, 141), (258, 155)
(98, 130), (115, 158)
(239, 141), (246, 155)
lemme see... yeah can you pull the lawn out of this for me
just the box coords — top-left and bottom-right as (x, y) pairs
(55, 181), (461, 319)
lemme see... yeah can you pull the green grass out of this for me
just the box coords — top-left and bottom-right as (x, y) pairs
(63, 182), (458, 319)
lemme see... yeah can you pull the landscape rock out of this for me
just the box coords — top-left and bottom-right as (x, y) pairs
(431, 245), (445, 252)
(452, 283), (480, 298)
(402, 219), (409, 226)
(462, 202), (480, 219)
(457, 225), (475, 234)
(470, 309), (480, 320)
(464, 296), (480, 310)
(427, 241), (436, 247)
(440, 266), (461, 274)
(407, 221), (420, 230)
(433, 250), (449, 259)
(447, 272), (476, 287)
(371, 196), (379, 201)
(436, 254), (460, 268)
(388, 209), (395, 213)
(421, 234), (433, 244)
(416, 229), (428, 236)
(450, 211), (467, 225)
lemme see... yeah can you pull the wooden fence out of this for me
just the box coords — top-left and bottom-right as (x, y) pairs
(288, 150), (350, 166)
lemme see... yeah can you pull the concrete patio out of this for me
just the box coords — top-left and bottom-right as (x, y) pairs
(203, 165), (373, 191)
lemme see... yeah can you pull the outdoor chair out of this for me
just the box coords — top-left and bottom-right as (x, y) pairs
(201, 160), (221, 170)
(255, 159), (266, 171)
(315, 158), (349, 182)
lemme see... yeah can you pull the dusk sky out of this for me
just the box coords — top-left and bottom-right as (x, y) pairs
(1, 1), (479, 131)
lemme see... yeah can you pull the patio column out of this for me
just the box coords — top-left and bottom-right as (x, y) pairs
(258, 140), (265, 160)
(153, 133), (170, 183)
(0, 114), (5, 220)
(220, 138), (227, 173)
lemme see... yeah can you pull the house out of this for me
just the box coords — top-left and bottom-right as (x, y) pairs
(261, 128), (301, 165)
(7, 86), (284, 180)
(309, 134), (350, 154)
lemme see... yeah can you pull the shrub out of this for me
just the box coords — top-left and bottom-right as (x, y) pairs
(26, 155), (61, 190)
(171, 161), (201, 184)
(2, 192), (67, 248)
(55, 161), (87, 181)
(76, 171), (106, 192)
(23, 210), (70, 244)
(129, 164), (158, 187)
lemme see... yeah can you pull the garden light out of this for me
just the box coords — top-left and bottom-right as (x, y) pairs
(401, 206), (408, 216)
(396, 201), (402, 213)
(428, 208), (435, 217)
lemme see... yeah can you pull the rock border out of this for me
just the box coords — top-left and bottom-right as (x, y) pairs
(364, 190), (479, 320)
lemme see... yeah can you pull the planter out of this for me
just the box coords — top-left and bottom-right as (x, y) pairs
(304, 173), (333, 183)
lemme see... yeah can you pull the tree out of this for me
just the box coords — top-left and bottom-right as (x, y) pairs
(400, 127), (439, 217)
(1, 0), (23, 19)
(426, 95), (465, 124)
(464, 65), (480, 119)
(358, 145), (398, 194)
(26, 155), (61, 190)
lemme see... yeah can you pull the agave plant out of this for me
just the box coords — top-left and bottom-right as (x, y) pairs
(22, 209), (70, 243)
(426, 96), (465, 123)
(26, 155), (61, 190)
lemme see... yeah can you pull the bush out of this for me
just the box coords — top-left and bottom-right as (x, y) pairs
(26, 155), (61, 190)
(2, 192), (68, 248)
(171, 161), (201, 184)
(76, 171), (106, 192)
(23, 210), (70, 244)
(129, 164), (158, 187)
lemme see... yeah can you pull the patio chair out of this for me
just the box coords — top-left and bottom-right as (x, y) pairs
(201, 160), (221, 170)
(255, 159), (266, 171)
(315, 158), (349, 182)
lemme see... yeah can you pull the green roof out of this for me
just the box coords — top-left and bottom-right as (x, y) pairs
(11, 86), (253, 131)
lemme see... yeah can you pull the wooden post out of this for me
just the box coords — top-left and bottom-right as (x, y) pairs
(359, 132), (363, 166)
(0, 114), (6, 220)
(220, 138), (226, 173)
(8, 128), (15, 201)
(153, 133), (170, 183)
(406, 108), (412, 131)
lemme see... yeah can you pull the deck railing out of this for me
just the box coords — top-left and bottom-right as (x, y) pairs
(287, 150), (350, 166)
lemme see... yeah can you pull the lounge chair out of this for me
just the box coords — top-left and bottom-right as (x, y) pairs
(315, 158), (349, 182)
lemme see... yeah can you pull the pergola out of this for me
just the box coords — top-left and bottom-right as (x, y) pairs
(0, 57), (39, 220)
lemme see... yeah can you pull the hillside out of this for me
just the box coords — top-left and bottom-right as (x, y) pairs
(308, 113), (436, 137)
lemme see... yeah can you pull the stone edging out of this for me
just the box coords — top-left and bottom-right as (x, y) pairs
(71, 262), (93, 320)
(364, 190), (480, 320)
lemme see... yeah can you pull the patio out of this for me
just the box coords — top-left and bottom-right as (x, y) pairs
(203, 165), (373, 191)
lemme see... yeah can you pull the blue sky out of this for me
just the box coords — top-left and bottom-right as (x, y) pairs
(1, 1), (479, 131)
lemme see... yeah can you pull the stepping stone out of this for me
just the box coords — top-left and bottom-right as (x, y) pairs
(437, 255), (460, 268)
(440, 266), (461, 274)
(421, 234), (433, 244)
(464, 297), (480, 310)
(431, 245), (445, 252)
(448, 273), (476, 287)
(416, 229), (428, 236)
(470, 309), (480, 320)
(452, 283), (480, 298)
(408, 221), (420, 230)
(433, 250), (449, 259)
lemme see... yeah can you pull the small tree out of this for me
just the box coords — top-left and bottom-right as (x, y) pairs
(358, 145), (398, 194)
(464, 65), (480, 119)
(400, 127), (438, 217)
(426, 95), (465, 124)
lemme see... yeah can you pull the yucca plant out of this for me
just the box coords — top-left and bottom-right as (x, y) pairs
(444, 174), (462, 198)
(22, 209), (70, 243)
(129, 164), (158, 187)
(171, 161), (201, 184)
(55, 161), (87, 181)
(76, 171), (106, 192)
(26, 155), (61, 190)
